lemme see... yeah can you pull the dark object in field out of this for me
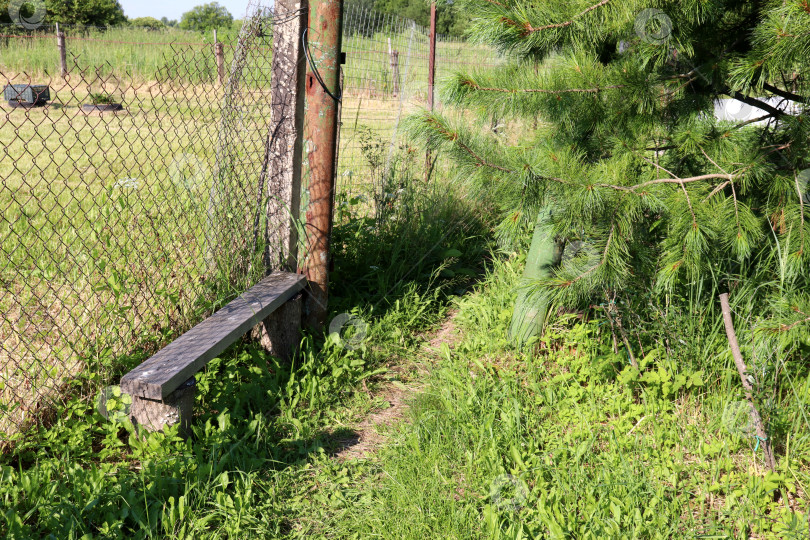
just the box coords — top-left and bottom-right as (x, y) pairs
(81, 103), (124, 112)
(4, 84), (50, 107)
(83, 92), (124, 112)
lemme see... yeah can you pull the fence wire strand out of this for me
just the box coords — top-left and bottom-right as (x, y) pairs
(336, 3), (501, 205)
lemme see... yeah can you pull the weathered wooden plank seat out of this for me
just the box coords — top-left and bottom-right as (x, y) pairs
(120, 271), (306, 434)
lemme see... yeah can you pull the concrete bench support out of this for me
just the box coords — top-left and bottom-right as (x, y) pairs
(252, 292), (303, 363)
(129, 377), (196, 436)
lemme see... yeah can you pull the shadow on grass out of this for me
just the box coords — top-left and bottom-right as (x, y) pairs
(329, 179), (496, 321)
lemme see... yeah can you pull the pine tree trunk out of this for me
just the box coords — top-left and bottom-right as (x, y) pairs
(508, 207), (564, 347)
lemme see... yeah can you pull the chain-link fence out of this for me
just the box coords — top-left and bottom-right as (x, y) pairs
(337, 4), (502, 204)
(0, 2), (499, 445)
(0, 2), (295, 444)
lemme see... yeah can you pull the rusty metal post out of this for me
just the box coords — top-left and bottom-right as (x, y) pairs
(424, 2), (437, 180)
(427, 3), (437, 110)
(303, 0), (343, 330)
(388, 37), (400, 97)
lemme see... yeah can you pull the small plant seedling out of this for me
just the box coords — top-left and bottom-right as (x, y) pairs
(88, 92), (120, 105)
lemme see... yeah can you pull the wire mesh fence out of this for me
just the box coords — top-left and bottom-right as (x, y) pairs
(0, 23), (239, 81)
(0, 3), (500, 445)
(336, 4), (502, 204)
(0, 3), (293, 444)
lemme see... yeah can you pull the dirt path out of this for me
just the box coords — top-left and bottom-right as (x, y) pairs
(334, 311), (461, 460)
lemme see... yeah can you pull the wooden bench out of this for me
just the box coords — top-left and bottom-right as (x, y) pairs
(120, 271), (306, 434)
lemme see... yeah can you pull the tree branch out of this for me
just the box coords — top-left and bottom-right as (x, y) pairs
(595, 173), (735, 192)
(502, 0), (611, 37)
(721, 89), (787, 118)
(459, 77), (624, 94)
(763, 82), (808, 104)
(719, 292), (777, 472)
(729, 113), (775, 131)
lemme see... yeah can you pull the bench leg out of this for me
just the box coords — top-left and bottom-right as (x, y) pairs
(252, 292), (302, 363)
(129, 377), (195, 437)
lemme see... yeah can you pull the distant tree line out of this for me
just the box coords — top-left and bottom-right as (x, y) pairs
(0, 1), (236, 31)
(1, 0), (465, 37)
(346, 0), (471, 37)
(0, 0), (126, 26)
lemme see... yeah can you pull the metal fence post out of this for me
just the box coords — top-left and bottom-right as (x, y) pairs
(303, 0), (344, 330)
(388, 38), (400, 97)
(214, 29), (225, 86)
(427, 3), (437, 110)
(56, 23), (67, 79)
(425, 3), (437, 180)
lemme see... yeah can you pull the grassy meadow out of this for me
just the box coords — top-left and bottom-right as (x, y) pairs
(0, 25), (230, 81)
(3, 180), (810, 537)
(0, 78), (238, 437)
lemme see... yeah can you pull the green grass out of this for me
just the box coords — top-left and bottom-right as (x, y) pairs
(0, 73), (268, 437)
(3, 128), (810, 537)
(0, 33), (465, 436)
(0, 168), (492, 538)
(297, 257), (810, 539)
(7, 15), (807, 540)
(0, 25), (233, 81)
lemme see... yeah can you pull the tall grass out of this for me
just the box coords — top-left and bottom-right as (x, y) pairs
(0, 161), (493, 538)
(310, 257), (810, 538)
(0, 25), (235, 81)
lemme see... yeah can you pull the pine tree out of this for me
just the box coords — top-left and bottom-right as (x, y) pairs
(411, 0), (810, 334)
(410, 0), (810, 470)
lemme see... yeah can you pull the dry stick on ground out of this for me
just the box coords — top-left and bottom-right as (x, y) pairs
(602, 297), (638, 368)
(718, 292), (777, 472)
(611, 305), (638, 369)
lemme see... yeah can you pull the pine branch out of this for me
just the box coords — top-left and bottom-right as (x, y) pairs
(776, 307), (810, 333)
(459, 76), (625, 94)
(423, 115), (513, 172)
(703, 181), (731, 202)
(721, 89), (787, 118)
(728, 114), (776, 131)
(595, 173), (736, 192)
(528, 0), (610, 34)
(500, 0), (611, 37)
(763, 82), (809, 104)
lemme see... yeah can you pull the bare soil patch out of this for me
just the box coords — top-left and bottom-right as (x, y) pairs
(334, 311), (461, 460)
